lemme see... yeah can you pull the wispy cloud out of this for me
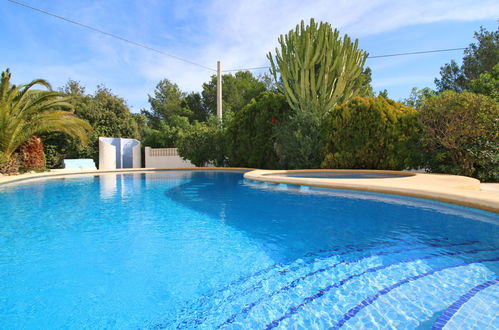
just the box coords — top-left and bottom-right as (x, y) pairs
(2, 0), (498, 110)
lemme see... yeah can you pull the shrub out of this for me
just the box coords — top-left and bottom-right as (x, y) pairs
(177, 117), (227, 167)
(226, 92), (291, 168)
(273, 110), (324, 169)
(141, 116), (190, 148)
(0, 153), (20, 175)
(18, 136), (46, 171)
(321, 96), (420, 170)
(418, 91), (498, 181)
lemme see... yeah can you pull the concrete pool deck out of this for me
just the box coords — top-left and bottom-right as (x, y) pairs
(244, 169), (499, 213)
(0, 168), (497, 213)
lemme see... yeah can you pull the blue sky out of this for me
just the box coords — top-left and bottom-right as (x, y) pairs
(1, 0), (498, 112)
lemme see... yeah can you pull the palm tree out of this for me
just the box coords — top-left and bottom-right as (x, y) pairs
(0, 69), (92, 167)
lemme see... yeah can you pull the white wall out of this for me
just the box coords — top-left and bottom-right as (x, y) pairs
(99, 137), (141, 170)
(145, 147), (195, 168)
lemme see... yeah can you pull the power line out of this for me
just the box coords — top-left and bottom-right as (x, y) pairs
(6, 0), (468, 74)
(5, 0), (216, 72)
(369, 47), (466, 58)
(222, 47), (467, 72)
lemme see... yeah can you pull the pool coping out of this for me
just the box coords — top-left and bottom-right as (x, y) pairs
(244, 169), (499, 214)
(0, 168), (497, 213)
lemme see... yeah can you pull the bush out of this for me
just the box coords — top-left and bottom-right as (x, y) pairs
(419, 91), (498, 181)
(18, 136), (46, 171)
(226, 92), (291, 168)
(141, 116), (190, 148)
(177, 117), (227, 167)
(321, 96), (420, 170)
(0, 153), (20, 175)
(0, 136), (46, 174)
(273, 110), (324, 169)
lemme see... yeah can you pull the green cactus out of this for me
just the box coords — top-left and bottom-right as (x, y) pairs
(267, 18), (368, 114)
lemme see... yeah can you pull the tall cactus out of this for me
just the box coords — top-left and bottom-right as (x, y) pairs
(267, 19), (368, 114)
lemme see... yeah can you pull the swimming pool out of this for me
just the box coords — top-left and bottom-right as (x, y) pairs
(0, 171), (497, 328)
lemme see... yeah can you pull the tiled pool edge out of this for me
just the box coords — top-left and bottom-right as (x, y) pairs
(244, 170), (499, 214)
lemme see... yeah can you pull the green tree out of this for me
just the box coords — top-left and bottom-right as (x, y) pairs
(43, 82), (141, 168)
(402, 87), (436, 108)
(0, 69), (91, 169)
(182, 92), (209, 122)
(141, 115), (190, 148)
(321, 96), (420, 170)
(471, 63), (499, 101)
(202, 71), (267, 114)
(177, 116), (227, 167)
(267, 18), (368, 114)
(435, 26), (498, 92)
(273, 110), (324, 169)
(226, 92), (292, 168)
(419, 91), (498, 181)
(142, 79), (192, 129)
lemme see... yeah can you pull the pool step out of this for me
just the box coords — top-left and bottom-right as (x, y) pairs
(146, 240), (491, 329)
(223, 248), (498, 329)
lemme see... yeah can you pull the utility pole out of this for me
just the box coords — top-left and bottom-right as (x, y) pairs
(216, 61), (222, 120)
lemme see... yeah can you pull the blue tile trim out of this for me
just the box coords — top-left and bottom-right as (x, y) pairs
(219, 241), (481, 327)
(148, 239), (477, 329)
(431, 278), (499, 330)
(265, 255), (499, 329)
(329, 257), (499, 330)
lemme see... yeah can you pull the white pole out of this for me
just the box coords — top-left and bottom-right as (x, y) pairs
(216, 61), (222, 120)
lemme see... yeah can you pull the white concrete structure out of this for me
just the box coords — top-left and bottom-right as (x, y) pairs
(144, 147), (195, 168)
(99, 137), (141, 170)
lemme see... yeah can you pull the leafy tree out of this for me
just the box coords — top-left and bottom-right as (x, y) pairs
(435, 26), (498, 92)
(402, 87), (436, 108)
(141, 79), (192, 129)
(321, 96), (420, 170)
(43, 82), (141, 168)
(141, 115), (190, 148)
(202, 71), (267, 114)
(182, 92), (209, 122)
(0, 69), (91, 170)
(177, 116), (227, 167)
(273, 110), (324, 169)
(226, 92), (292, 168)
(418, 91), (498, 181)
(267, 18), (368, 114)
(471, 63), (499, 101)
(434, 60), (467, 93)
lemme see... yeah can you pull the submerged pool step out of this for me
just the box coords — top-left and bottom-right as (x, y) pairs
(146, 240), (487, 329)
(434, 278), (499, 329)
(330, 258), (499, 329)
(227, 248), (499, 329)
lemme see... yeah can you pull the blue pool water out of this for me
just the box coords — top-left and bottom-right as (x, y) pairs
(0, 171), (497, 329)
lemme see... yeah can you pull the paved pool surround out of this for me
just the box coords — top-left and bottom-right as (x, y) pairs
(245, 169), (499, 213)
(0, 168), (497, 213)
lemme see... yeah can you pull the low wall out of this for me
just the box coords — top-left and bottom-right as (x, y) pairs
(144, 147), (195, 168)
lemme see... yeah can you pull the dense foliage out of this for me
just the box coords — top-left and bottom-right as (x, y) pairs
(418, 91), (498, 181)
(177, 117), (227, 167)
(322, 97), (420, 170)
(273, 110), (324, 169)
(18, 136), (46, 171)
(226, 92), (291, 168)
(0, 70), (91, 173)
(435, 26), (498, 93)
(43, 82), (141, 168)
(202, 71), (267, 114)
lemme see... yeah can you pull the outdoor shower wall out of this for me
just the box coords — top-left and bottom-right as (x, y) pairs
(99, 137), (141, 170)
